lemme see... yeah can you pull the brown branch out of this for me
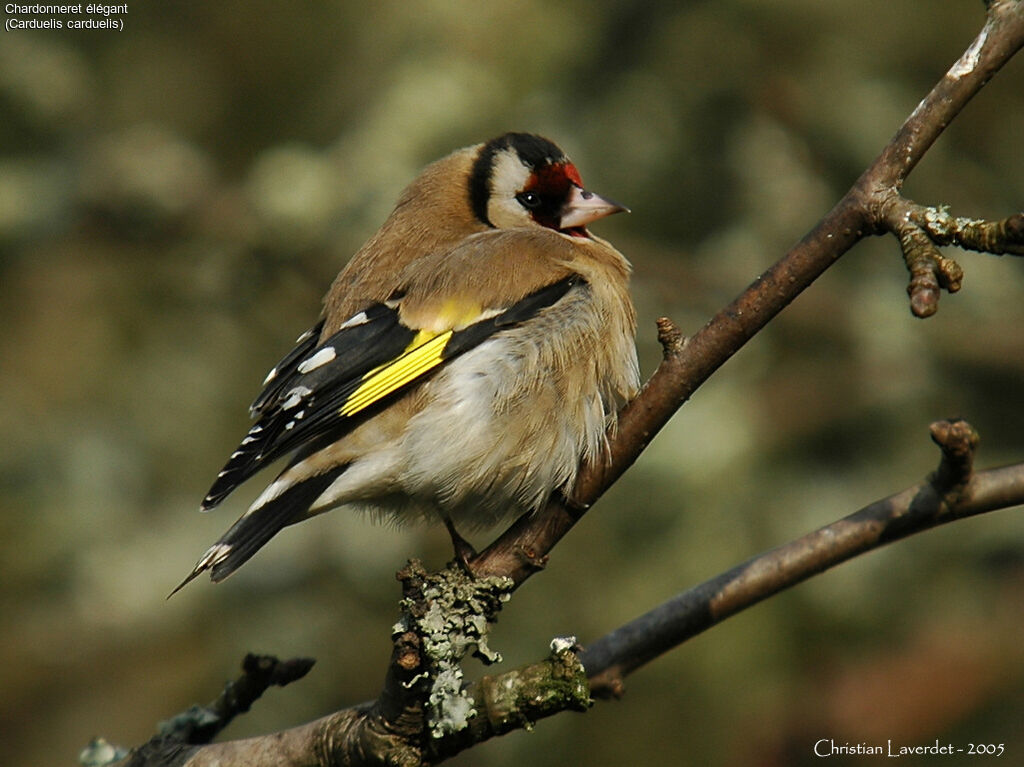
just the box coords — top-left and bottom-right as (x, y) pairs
(581, 420), (1024, 697)
(106, 4), (1024, 765)
(880, 199), (1024, 316)
(910, 207), (1024, 257)
(117, 424), (1024, 767)
(149, 641), (590, 767)
(886, 204), (1024, 316)
(116, 654), (315, 767)
(468, 0), (1024, 585)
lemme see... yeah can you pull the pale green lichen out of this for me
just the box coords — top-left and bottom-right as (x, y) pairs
(397, 563), (513, 738)
(467, 639), (591, 738)
(79, 737), (128, 767)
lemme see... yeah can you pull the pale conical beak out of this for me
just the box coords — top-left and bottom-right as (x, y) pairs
(559, 185), (630, 229)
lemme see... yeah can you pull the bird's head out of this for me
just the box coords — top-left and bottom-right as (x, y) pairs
(469, 132), (628, 238)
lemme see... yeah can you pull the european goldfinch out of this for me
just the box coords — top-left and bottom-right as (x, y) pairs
(177, 133), (639, 590)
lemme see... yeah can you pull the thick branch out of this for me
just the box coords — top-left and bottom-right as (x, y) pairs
(581, 420), (1024, 696)
(122, 425), (1024, 767)
(107, 4), (1024, 766)
(469, 1), (1024, 585)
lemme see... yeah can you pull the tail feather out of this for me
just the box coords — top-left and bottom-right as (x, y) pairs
(171, 466), (345, 596)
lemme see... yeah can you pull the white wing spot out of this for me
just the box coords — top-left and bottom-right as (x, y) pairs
(261, 366), (278, 386)
(281, 385), (312, 410)
(297, 346), (336, 374)
(340, 310), (369, 329)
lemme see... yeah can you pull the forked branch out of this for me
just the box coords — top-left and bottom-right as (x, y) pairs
(582, 420), (1024, 697)
(108, 3), (1024, 766)
(468, 0), (1024, 584)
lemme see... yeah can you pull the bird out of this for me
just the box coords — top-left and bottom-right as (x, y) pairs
(174, 132), (639, 592)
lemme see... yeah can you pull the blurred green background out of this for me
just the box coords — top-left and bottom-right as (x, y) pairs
(3, 1), (1024, 765)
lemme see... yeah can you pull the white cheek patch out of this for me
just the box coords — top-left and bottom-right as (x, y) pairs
(487, 149), (534, 229)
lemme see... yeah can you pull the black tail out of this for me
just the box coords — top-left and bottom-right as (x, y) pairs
(171, 467), (345, 596)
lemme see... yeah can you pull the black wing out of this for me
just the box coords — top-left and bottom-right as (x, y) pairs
(200, 275), (580, 511)
(202, 303), (416, 509)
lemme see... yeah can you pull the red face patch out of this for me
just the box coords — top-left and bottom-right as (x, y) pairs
(563, 163), (583, 187)
(526, 163), (583, 198)
(520, 162), (588, 234)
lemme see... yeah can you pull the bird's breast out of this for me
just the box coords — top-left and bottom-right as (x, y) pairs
(395, 283), (639, 528)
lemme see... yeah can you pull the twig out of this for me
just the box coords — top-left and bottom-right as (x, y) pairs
(121, 437), (1024, 766)
(106, 4), (1024, 764)
(468, 0), (1024, 585)
(581, 420), (1024, 697)
(116, 654), (315, 767)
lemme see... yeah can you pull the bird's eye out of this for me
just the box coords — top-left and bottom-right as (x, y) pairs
(516, 191), (542, 209)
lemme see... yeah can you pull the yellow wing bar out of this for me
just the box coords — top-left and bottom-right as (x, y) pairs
(339, 330), (454, 417)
